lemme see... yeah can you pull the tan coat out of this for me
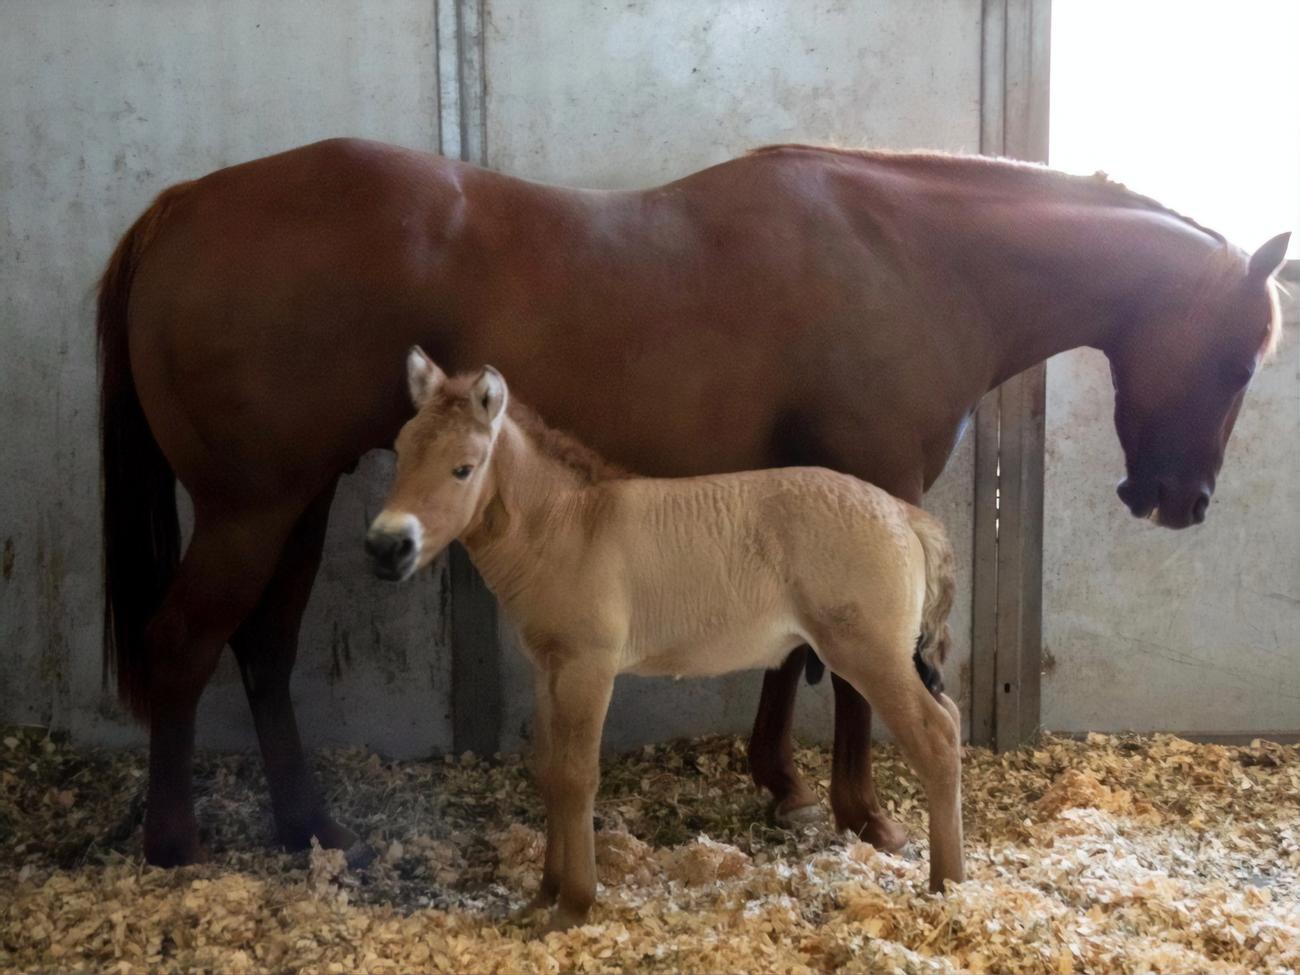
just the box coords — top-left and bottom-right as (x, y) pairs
(369, 350), (963, 932)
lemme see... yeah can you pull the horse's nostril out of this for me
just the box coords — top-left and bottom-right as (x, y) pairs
(397, 535), (415, 556)
(1192, 492), (1210, 523)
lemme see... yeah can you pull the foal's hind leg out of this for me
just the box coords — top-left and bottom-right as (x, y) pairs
(826, 640), (963, 891)
(143, 506), (296, 866)
(229, 481), (362, 858)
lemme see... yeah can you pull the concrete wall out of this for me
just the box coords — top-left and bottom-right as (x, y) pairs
(1041, 288), (1299, 737)
(1, 0), (984, 757)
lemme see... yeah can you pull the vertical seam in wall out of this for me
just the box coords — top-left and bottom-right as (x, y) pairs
(455, 0), (488, 165)
(971, 0), (1009, 748)
(433, 0), (443, 153)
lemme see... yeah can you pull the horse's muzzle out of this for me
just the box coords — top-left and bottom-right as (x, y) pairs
(365, 528), (418, 581)
(1117, 477), (1211, 529)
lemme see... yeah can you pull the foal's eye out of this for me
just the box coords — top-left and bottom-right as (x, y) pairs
(452, 465), (474, 481)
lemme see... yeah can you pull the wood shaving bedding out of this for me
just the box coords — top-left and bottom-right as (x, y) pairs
(1, 729), (1296, 973)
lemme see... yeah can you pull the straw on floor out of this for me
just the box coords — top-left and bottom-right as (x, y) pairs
(1, 727), (1296, 973)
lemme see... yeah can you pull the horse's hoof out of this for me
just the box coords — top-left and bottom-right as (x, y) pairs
(857, 815), (909, 854)
(280, 818), (362, 856)
(143, 834), (205, 868)
(343, 840), (378, 870)
(771, 798), (827, 828)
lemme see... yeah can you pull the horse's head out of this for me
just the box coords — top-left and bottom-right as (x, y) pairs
(366, 347), (508, 581)
(1109, 231), (1289, 528)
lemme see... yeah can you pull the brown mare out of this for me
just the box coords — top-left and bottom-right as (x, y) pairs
(368, 352), (961, 929)
(98, 138), (1289, 866)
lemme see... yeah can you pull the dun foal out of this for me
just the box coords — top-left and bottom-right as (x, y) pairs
(368, 349), (963, 931)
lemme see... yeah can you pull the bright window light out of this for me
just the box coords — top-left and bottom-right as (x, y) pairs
(1051, 0), (1299, 257)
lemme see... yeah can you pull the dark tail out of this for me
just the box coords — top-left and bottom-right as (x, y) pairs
(98, 183), (192, 721)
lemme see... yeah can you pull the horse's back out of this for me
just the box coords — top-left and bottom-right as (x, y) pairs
(115, 138), (938, 508)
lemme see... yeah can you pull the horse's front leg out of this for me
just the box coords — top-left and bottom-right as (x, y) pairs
(537, 659), (615, 934)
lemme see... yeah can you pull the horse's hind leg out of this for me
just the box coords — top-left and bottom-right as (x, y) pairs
(749, 648), (821, 822)
(229, 481), (360, 857)
(829, 675), (910, 852)
(143, 505), (296, 866)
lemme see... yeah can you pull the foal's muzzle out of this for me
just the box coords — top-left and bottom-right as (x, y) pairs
(366, 526), (419, 581)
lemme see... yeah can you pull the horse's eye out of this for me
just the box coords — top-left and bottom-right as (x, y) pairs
(452, 465), (474, 481)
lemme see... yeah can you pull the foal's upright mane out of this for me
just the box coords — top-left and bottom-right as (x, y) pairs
(507, 401), (632, 485)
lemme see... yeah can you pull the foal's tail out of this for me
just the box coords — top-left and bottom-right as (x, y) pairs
(907, 506), (956, 694)
(98, 182), (192, 721)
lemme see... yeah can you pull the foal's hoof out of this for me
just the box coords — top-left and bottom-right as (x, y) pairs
(540, 906), (590, 935)
(510, 902), (550, 928)
(510, 890), (558, 925)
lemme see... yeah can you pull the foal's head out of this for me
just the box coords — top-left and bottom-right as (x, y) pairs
(366, 347), (508, 581)
(1109, 231), (1289, 529)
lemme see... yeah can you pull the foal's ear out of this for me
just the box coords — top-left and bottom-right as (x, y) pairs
(471, 366), (508, 428)
(407, 346), (445, 408)
(1248, 232), (1291, 281)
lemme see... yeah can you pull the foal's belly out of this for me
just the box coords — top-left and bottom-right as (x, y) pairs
(622, 613), (807, 680)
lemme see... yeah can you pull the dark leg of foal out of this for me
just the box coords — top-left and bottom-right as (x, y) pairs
(829, 673), (909, 852)
(230, 481), (360, 856)
(749, 647), (820, 820)
(143, 507), (294, 867)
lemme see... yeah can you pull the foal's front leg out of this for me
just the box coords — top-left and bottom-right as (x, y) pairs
(537, 659), (616, 933)
(515, 676), (563, 919)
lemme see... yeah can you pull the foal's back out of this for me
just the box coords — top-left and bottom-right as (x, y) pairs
(584, 467), (929, 678)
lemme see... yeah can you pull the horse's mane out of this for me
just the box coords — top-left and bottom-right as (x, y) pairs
(747, 143), (1227, 245)
(507, 400), (632, 484)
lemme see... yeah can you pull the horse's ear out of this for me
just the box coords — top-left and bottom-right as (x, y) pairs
(1248, 232), (1291, 281)
(471, 366), (508, 428)
(407, 346), (445, 408)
